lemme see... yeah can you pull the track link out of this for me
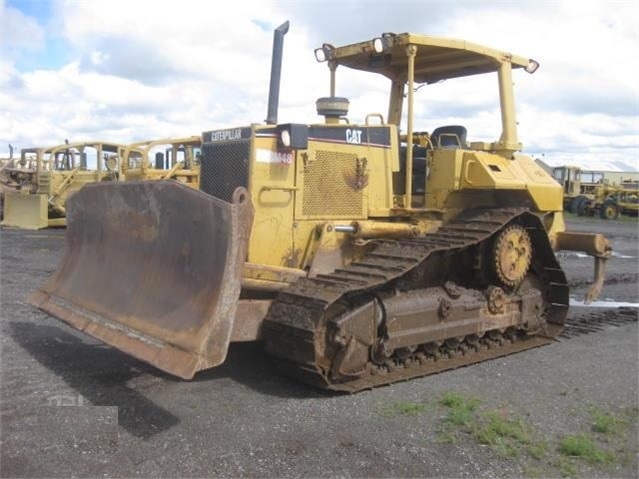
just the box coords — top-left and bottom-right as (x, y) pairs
(263, 208), (569, 392)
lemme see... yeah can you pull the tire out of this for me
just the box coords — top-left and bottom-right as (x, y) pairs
(599, 200), (620, 220)
(573, 196), (588, 216)
(577, 197), (594, 216)
(569, 196), (583, 214)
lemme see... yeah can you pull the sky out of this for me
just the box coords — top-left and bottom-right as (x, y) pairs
(1, 0), (638, 171)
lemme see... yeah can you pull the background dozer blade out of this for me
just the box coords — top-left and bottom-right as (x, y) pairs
(2, 192), (49, 229)
(29, 181), (254, 379)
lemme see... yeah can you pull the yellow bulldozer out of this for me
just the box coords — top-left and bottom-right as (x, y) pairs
(119, 136), (201, 186)
(31, 24), (611, 392)
(2, 138), (201, 229)
(1, 144), (20, 218)
(2, 142), (121, 229)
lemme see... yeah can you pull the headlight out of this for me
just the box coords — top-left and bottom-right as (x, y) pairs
(277, 124), (308, 149)
(373, 37), (384, 53)
(525, 59), (539, 74)
(314, 44), (334, 62)
(280, 129), (291, 148)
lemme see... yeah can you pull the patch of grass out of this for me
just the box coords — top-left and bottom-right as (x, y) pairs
(558, 433), (615, 465)
(522, 465), (543, 478)
(471, 412), (531, 458)
(528, 440), (548, 460)
(433, 395), (635, 475)
(446, 407), (475, 427)
(436, 431), (457, 444)
(474, 412), (530, 445)
(556, 457), (578, 478)
(591, 410), (623, 435)
(439, 392), (480, 427)
(495, 441), (519, 458)
(439, 391), (465, 408)
(378, 400), (430, 418)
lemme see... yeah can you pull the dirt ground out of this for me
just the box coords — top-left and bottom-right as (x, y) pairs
(1, 216), (637, 478)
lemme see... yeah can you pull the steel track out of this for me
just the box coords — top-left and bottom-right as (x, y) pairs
(263, 207), (569, 392)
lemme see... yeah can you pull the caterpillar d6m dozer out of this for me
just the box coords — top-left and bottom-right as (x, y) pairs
(31, 24), (611, 392)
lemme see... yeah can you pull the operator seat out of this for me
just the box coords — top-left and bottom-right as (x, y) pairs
(431, 125), (467, 149)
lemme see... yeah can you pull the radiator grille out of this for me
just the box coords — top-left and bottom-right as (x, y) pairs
(302, 150), (364, 217)
(200, 140), (250, 201)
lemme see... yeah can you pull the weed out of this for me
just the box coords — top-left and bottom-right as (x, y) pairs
(591, 410), (622, 435)
(474, 412), (530, 445)
(556, 457), (578, 478)
(558, 433), (614, 465)
(446, 407), (475, 427)
(436, 431), (457, 444)
(439, 392), (480, 427)
(471, 412), (531, 458)
(522, 465), (543, 478)
(439, 391), (466, 408)
(528, 440), (548, 460)
(494, 441), (519, 458)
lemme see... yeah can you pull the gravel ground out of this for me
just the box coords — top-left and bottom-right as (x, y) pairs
(1, 216), (637, 478)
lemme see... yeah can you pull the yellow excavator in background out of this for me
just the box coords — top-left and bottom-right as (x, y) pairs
(31, 23), (611, 392)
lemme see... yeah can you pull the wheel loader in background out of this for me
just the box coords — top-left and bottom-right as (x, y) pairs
(553, 165), (638, 219)
(30, 23), (611, 392)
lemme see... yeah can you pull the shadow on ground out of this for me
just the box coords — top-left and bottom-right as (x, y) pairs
(8, 322), (328, 437)
(9, 322), (179, 439)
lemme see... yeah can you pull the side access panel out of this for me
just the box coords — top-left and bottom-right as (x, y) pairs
(30, 181), (254, 379)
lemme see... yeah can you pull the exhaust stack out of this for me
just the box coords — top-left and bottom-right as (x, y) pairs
(265, 21), (290, 125)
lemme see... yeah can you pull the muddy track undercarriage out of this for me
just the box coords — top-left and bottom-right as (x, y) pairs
(263, 208), (569, 392)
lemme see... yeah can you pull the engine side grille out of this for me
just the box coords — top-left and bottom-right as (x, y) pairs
(200, 140), (250, 202)
(302, 150), (365, 218)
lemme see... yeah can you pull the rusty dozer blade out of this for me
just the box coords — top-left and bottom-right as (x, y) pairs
(29, 181), (254, 379)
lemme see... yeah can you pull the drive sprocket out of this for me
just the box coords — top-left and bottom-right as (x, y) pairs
(492, 224), (532, 287)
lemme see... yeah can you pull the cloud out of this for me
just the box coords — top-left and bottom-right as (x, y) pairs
(283, 1), (542, 46)
(0, 0), (637, 172)
(0, 3), (46, 56)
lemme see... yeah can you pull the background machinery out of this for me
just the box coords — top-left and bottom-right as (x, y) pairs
(31, 24), (611, 392)
(2, 141), (121, 229)
(119, 136), (201, 187)
(553, 165), (638, 219)
(2, 137), (202, 229)
(1, 144), (20, 218)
